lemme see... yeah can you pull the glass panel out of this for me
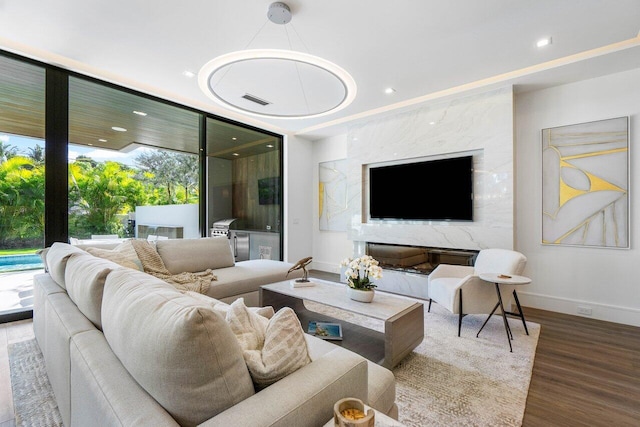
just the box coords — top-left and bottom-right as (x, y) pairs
(68, 77), (201, 242)
(206, 118), (282, 260)
(0, 55), (46, 317)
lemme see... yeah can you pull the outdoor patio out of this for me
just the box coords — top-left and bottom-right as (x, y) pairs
(0, 269), (40, 314)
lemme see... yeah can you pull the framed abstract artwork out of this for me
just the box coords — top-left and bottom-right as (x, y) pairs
(542, 116), (629, 248)
(319, 159), (348, 231)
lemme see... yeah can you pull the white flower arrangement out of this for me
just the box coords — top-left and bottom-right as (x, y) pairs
(340, 255), (383, 290)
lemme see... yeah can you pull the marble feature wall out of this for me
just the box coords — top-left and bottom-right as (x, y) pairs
(346, 87), (514, 253)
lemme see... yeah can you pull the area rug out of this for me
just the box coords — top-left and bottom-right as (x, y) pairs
(305, 297), (540, 427)
(8, 301), (539, 427)
(8, 338), (63, 427)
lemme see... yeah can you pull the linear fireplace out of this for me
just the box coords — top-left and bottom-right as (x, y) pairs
(366, 242), (478, 275)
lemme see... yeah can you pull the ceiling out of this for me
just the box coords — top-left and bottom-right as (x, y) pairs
(0, 1), (639, 140)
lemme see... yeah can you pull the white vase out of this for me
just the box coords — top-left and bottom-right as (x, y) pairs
(348, 287), (375, 303)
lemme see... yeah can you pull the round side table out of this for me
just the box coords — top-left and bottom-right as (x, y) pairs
(478, 273), (531, 352)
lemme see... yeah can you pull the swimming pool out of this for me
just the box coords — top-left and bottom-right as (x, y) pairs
(0, 254), (44, 273)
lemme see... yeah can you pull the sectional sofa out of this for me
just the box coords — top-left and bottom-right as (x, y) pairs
(33, 238), (397, 426)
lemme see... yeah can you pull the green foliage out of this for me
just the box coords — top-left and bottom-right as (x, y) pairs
(1, 146), (199, 247)
(69, 160), (148, 238)
(135, 150), (199, 204)
(0, 156), (45, 246)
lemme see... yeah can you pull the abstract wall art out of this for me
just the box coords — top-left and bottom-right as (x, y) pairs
(542, 116), (629, 248)
(319, 159), (348, 231)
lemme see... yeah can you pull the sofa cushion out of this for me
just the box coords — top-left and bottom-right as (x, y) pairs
(155, 237), (234, 274)
(85, 240), (143, 271)
(206, 259), (300, 300)
(46, 242), (87, 289)
(102, 269), (255, 427)
(65, 252), (122, 330)
(225, 298), (311, 389)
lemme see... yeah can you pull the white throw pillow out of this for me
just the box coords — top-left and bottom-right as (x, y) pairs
(225, 298), (311, 388)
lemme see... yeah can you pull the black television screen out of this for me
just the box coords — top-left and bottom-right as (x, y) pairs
(369, 156), (473, 221)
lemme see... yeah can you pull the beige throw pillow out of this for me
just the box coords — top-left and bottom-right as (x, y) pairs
(86, 240), (143, 271)
(225, 298), (311, 388)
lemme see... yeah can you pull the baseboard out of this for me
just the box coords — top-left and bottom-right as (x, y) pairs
(311, 261), (342, 275)
(518, 291), (640, 327)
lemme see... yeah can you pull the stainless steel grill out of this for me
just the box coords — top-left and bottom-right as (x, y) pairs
(210, 218), (238, 237)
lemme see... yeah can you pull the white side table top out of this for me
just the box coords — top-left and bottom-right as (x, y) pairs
(479, 273), (531, 285)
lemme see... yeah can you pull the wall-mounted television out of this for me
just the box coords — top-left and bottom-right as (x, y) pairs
(369, 155), (473, 221)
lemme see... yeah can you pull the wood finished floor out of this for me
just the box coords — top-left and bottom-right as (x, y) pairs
(0, 272), (638, 426)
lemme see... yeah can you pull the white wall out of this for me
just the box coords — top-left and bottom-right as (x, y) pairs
(134, 204), (200, 238)
(515, 67), (640, 327)
(304, 68), (640, 327)
(312, 134), (354, 273)
(284, 134), (314, 263)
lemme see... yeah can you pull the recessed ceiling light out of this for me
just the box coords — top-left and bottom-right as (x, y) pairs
(232, 153), (239, 156)
(133, 110), (147, 116)
(266, 144), (274, 148)
(384, 87), (396, 94)
(182, 70), (195, 78)
(111, 126), (127, 132)
(87, 143), (93, 146)
(232, 137), (237, 140)
(536, 37), (552, 48)
(98, 138), (107, 142)
(429, 121), (436, 125)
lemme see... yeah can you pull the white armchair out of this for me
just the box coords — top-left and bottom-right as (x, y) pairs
(427, 248), (527, 336)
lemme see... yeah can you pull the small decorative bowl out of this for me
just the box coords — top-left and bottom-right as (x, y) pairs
(333, 397), (375, 427)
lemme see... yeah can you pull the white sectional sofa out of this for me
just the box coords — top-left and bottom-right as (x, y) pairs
(33, 238), (397, 427)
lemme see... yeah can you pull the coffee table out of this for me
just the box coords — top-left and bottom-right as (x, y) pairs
(260, 279), (424, 369)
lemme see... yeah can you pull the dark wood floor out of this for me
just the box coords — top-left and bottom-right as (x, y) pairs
(309, 271), (640, 426)
(522, 307), (640, 427)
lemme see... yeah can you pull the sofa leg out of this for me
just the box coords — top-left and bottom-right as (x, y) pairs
(428, 298), (432, 312)
(457, 290), (463, 337)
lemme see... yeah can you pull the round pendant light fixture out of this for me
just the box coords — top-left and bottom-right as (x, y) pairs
(198, 2), (357, 120)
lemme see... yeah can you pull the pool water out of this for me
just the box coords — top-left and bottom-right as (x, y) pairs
(0, 254), (44, 273)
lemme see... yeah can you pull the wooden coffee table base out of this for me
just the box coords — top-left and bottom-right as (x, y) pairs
(260, 286), (423, 369)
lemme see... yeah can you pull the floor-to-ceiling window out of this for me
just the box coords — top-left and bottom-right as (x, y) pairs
(206, 118), (282, 260)
(67, 77), (201, 240)
(0, 49), (284, 323)
(0, 55), (45, 320)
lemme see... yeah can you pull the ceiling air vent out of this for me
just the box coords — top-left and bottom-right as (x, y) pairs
(241, 93), (271, 106)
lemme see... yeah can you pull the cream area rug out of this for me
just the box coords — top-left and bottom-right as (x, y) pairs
(306, 295), (540, 427)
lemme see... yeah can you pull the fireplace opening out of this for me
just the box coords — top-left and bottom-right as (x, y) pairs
(366, 242), (478, 275)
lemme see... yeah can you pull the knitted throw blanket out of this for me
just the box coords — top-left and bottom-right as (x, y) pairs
(130, 239), (215, 294)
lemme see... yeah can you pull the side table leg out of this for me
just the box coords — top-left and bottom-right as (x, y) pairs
(476, 302), (500, 338)
(495, 283), (513, 352)
(512, 290), (529, 335)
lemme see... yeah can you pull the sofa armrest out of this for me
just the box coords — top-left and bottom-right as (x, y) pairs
(199, 348), (369, 427)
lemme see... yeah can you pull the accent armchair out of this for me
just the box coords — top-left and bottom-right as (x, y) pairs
(427, 248), (527, 336)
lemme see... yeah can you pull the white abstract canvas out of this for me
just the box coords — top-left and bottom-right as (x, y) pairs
(542, 117), (629, 248)
(319, 159), (348, 231)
